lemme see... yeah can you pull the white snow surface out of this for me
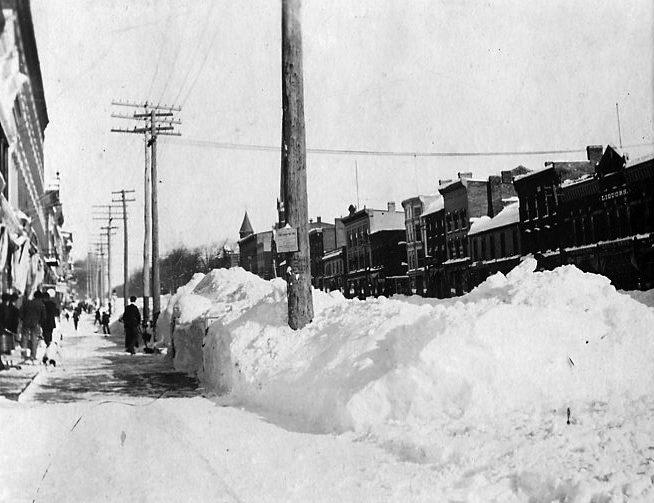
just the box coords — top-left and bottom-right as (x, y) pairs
(157, 261), (654, 502)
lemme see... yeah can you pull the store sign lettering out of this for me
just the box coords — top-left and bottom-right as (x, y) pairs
(601, 188), (628, 202)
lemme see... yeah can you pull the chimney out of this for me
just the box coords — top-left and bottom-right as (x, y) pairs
(458, 172), (473, 180)
(586, 145), (603, 165)
(317, 216), (321, 223)
(387, 201), (396, 212)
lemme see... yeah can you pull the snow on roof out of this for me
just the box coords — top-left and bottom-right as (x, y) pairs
(560, 173), (594, 188)
(421, 196), (444, 217)
(626, 151), (654, 167)
(468, 202), (519, 236)
(514, 165), (552, 182)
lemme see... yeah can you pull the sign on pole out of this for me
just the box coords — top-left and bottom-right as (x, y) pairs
(275, 226), (299, 253)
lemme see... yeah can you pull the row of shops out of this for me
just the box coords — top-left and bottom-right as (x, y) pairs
(0, 3), (73, 301)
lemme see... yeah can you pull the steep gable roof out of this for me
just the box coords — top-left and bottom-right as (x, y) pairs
(239, 211), (254, 238)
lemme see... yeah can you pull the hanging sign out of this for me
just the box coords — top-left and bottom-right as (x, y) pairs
(275, 226), (299, 253)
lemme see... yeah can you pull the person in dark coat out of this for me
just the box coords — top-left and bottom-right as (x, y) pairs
(0, 292), (9, 334)
(94, 308), (101, 326)
(5, 293), (20, 336)
(72, 306), (80, 331)
(101, 310), (111, 335)
(122, 296), (141, 355)
(19, 290), (46, 362)
(41, 291), (60, 347)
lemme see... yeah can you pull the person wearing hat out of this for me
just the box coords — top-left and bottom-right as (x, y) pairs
(122, 296), (141, 355)
(42, 291), (60, 348)
(19, 290), (46, 362)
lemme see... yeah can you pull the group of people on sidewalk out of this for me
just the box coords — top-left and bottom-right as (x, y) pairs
(0, 289), (60, 368)
(0, 291), (147, 368)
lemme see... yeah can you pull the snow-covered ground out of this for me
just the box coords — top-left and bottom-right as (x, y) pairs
(161, 258), (654, 502)
(1, 259), (653, 502)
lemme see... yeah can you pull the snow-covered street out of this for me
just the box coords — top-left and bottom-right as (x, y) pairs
(2, 262), (654, 502)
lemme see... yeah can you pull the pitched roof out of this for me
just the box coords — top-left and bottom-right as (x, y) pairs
(239, 211), (254, 237)
(468, 202), (519, 236)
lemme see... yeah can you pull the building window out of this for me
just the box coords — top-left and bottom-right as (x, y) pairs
(512, 229), (519, 254)
(500, 232), (506, 257)
(489, 235), (496, 259)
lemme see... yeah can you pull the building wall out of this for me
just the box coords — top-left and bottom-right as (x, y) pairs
(470, 224), (520, 262)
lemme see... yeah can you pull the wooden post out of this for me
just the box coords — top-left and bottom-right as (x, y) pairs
(281, 0), (313, 329)
(121, 190), (128, 309)
(143, 133), (151, 325)
(106, 206), (112, 303)
(150, 109), (161, 340)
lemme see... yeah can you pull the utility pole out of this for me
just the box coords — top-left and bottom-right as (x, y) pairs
(111, 100), (181, 341)
(143, 134), (151, 325)
(616, 102), (623, 149)
(112, 189), (136, 309)
(93, 204), (118, 303)
(280, 0), (313, 329)
(93, 243), (106, 305)
(149, 108), (161, 338)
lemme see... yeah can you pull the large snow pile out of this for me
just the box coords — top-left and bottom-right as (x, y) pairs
(164, 261), (654, 500)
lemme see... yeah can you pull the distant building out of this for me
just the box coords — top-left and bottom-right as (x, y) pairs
(237, 211), (274, 280)
(308, 216), (335, 289)
(468, 202), (521, 284)
(557, 145), (654, 289)
(401, 195), (440, 295)
(322, 246), (345, 294)
(513, 146), (599, 259)
(421, 197), (446, 297)
(438, 174), (487, 295)
(341, 202), (407, 298)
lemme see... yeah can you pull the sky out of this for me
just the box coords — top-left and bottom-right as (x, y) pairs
(28, 0), (654, 277)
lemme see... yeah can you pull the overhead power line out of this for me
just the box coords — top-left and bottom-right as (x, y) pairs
(163, 137), (654, 158)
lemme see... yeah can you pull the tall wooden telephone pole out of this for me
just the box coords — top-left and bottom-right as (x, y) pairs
(93, 204), (117, 303)
(111, 100), (181, 339)
(112, 189), (136, 309)
(281, 0), (313, 329)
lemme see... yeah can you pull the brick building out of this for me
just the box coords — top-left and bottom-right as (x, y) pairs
(468, 202), (522, 284)
(237, 212), (274, 280)
(513, 146), (600, 260)
(401, 195), (440, 295)
(558, 145), (654, 289)
(342, 202), (407, 298)
(308, 216), (336, 289)
(420, 197), (446, 297)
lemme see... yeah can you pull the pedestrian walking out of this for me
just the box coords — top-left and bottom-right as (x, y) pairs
(41, 291), (60, 348)
(72, 306), (80, 331)
(5, 293), (20, 337)
(19, 290), (46, 362)
(94, 308), (101, 326)
(122, 296), (141, 355)
(101, 309), (111, 335)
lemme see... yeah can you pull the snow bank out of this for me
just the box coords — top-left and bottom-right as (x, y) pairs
(170, 260), (654, 434)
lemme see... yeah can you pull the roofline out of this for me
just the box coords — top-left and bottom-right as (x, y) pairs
(16, 0), (48, 133)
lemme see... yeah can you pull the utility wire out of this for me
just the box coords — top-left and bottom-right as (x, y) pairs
(157, 4), (193, 105)
(172, 2), (217, 105)
(146, 7), (171, 99)
(163, 137), (654, 158)
(180, 22), (221, 107)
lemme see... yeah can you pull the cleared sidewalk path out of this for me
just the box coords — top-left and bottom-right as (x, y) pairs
(18, 314), (200, 403)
